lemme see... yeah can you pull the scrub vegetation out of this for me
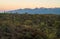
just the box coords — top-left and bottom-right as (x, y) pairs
(0, 13), (60, 39)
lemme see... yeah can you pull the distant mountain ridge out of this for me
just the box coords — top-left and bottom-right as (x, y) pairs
(7, 8), (60, 14)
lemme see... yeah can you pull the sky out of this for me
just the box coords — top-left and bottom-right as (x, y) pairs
(0, 0), (60, 10)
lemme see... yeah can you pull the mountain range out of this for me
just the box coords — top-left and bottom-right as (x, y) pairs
(7, 8), (60, 14)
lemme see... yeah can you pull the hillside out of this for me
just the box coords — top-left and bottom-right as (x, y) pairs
(0, 13), (60, 39)
(7, 8), (60, 14)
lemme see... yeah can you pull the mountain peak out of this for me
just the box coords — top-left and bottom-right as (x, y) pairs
(7, 8), (60, 14)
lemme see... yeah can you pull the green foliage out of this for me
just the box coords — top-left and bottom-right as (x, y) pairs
(0, 13), (60, 39)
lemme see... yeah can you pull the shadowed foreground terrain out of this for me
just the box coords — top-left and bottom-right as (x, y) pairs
(0, 13), (60, 39)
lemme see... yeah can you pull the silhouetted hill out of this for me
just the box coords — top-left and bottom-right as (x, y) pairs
(7, 8), (60, 14)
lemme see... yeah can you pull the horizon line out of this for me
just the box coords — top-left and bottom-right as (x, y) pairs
(0, 7), (60, 11)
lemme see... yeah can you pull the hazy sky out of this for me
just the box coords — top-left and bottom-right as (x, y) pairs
(0, 0), (60, 10)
